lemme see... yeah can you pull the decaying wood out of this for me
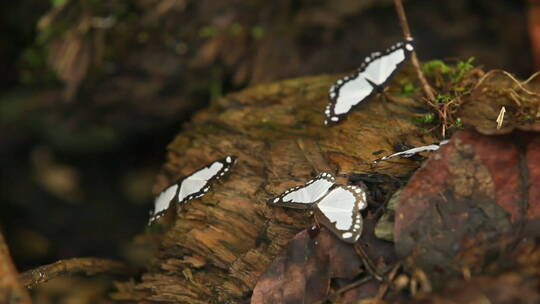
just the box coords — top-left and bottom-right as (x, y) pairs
(111, 71), (440, 303)
(0, 231), (32, 304)
(108, 62), (540, 303)
(19, 258), (135, 289)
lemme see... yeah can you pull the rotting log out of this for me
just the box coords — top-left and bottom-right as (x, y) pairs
(111, 70), (441, 303)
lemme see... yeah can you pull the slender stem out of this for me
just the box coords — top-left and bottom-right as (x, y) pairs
(375, 262), (401, 299)
(314, 264), (396, 304)
(394, 0), (436, 102)
(354, 243), (383, 281)
(313, 275), (373, 304)
(19, 258), (135, 289)
(0, 231), (32, 304)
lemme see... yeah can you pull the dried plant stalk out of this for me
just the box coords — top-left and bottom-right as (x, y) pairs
(394, 0), (436, 102)
(0, 231), (32, 304)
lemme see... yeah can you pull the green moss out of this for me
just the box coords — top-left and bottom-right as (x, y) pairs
(422, 60), (450, 76)
(199, 25), (217, 38)
(455, 117), (463, 128)
(400, 82), (418, 96)
(436, 94), (452, 103)
(410, 113), (435, 124)
(251, 26), (265, 40)
(229, 23), (243, 36)
(51, 0), (68, 7)
(422, 57), (475, 84)
(451, 57), (475, 83)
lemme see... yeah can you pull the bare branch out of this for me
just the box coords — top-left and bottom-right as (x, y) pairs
(0, 231), (32, 304)
(394, 0), (436, 102)
(20, 258), (136, 289)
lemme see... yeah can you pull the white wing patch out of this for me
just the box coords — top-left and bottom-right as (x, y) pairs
(373, 140), (449, 163)
(177, 161), (224, 203)
(325, 40), (414, 125)
(363, 48), (406, 85)
(148, 156), (236, 225)
(148, 184), (178, 224)
(281, 174), (335, 204)
(332, 77), (372, 115)
(317, 187), (356, 230)
(268, 174), (368, 243)
(270, 172), (335, 207)
(315, 184), (367, 243)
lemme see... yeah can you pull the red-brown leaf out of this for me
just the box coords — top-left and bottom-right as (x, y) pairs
(251, 228), (362, 304)
(394, 129), (540, 286)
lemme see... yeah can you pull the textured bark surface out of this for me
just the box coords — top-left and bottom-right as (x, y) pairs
(111, 71), (439, 303)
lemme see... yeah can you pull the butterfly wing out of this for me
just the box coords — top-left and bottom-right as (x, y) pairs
(177, 155), (236, 204)
(148, 183), (178, 224)
(325, 40), (414, 125)
(269, 172), (336, 209)
(362, 42), (410, 86)
(373, 140), (449, 163)
(315, 184), (368, 243)
(325, 75), (375, 125)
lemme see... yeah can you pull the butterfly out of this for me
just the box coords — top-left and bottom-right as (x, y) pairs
(269, 172), (368, 243)
(149, 155), (237, 224)
(325, 39), (414, 125)
(373, 140), (449, 163)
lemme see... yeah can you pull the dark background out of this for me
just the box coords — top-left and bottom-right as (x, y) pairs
(0, 0), (531, 272)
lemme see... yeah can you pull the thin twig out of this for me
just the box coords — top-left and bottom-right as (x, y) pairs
(313, 275), (373, 304)
(375, 262), (401, 299)
(394, 0), (436, 102)
(20, 257), (136, 289)
(0, 231), (32, 304)
(354, 243), (383, 281)
(314, 264), (396, 304)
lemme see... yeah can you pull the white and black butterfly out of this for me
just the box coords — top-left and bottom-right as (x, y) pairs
(149, 155), (236, 224)
(269, 172), (368, 243)
(373, 140), (449, 163)
(325, 39), (414, 125)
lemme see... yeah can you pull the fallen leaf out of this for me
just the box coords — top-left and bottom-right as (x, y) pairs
(394, 129), (540, 287)
(251, 228), (362, 304)
(252, 217), (398, 304)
